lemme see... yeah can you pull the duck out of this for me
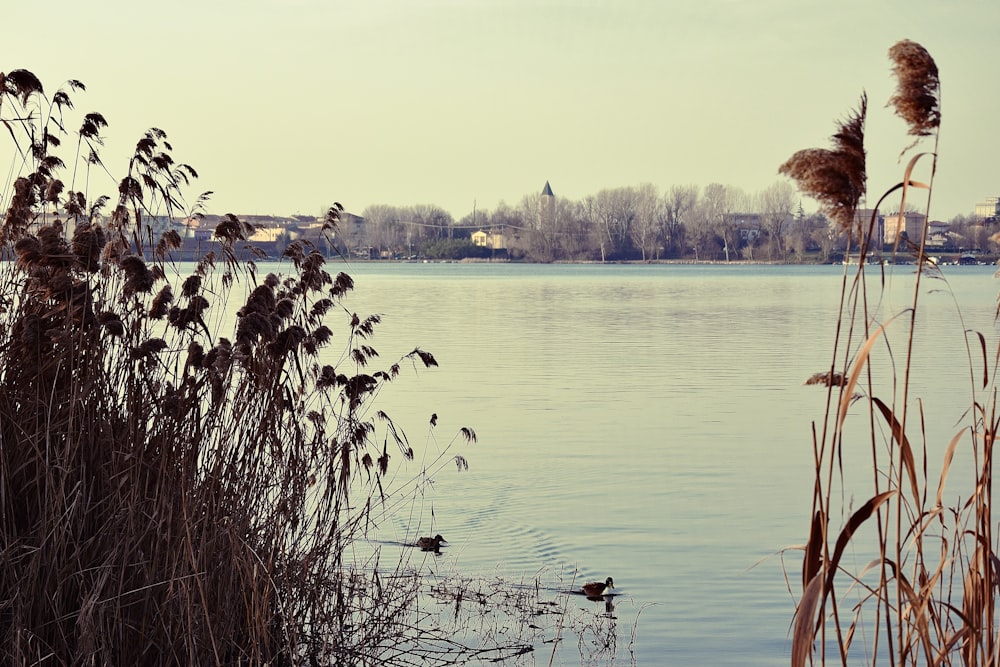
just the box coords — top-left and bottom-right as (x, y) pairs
(581, 577), (615, 597)
(415, 534), (447, 551)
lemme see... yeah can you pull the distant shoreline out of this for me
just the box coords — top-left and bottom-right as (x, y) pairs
(335, 255), (1000, 268)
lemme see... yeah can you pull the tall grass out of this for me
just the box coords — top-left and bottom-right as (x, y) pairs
(781, 41), (1000, 665)
(0, 69), (490, 664)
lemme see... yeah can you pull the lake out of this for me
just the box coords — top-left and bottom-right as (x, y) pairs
(314, 261), (1000, 665)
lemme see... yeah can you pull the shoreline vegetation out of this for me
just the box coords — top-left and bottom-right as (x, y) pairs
(0, 70), (634, 665)
(135, 218), (997, 267)
(3, 37), (996, 666)
(784, 41), (1000, 666)
(346, 254), (1000, 266)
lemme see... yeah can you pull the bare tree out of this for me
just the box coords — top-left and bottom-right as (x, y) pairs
(335, 213), (367, 256)
(407, 204), (454, 246)
(556, 198), (594, 260)
(663, 184), (698, 258)
(630, 183), (662, 261)
(509, 191), (589, 261)
(516, 192), (555, 260)
(361, 204), (407, 256)
(586, 187), (638, 260)
(783, 209), (819, 259)
(809, 215), (848, 262)
(457, 205), (489, 231)
(691, 183), (731, 260)
(759, 181), (796, 260)
(723, 186), (754, 261)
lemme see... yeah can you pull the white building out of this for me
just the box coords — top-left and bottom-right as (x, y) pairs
(975, 197), (999, 221)
(883, 211), (926, 245)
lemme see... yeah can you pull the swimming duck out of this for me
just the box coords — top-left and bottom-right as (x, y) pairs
(415, 534), (447, 551)
(581, 577), (615, 597)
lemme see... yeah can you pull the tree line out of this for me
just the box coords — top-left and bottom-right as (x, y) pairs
(337, 182), (993, 263)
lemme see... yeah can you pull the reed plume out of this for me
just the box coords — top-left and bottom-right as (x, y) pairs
(778, 95), (866, 232)
(781, 41), (1000, 667)
(0, 68), (489, 665)
(888, 39), (941, 144)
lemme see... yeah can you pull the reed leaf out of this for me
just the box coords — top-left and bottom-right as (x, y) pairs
(871, 396), (920, 504)
(838, 312), (905, 432)
(935, 429), (965, 509)
(827, 490), (897, 593)
(778, 39), (1000, 667)
(894, 565), (940, 661)
(961, 549), (988, 666)
(791, 573), (825, 667)
(793, 491), (896, 667)
(972, 330), (988, 389)
(804, 510), (826, 590)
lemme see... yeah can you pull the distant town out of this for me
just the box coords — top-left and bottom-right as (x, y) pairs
(154, 184), (1000, 265)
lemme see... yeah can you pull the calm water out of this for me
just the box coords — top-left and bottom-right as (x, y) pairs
(321, 261), (999, 665)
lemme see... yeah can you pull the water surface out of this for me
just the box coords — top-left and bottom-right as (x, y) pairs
(322, 261), (1000, 665)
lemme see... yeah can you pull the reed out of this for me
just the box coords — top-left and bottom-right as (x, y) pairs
(0, 70), (493, 664)
(780, 41), (1000, 666)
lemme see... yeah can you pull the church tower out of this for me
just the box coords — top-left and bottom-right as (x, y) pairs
(540, 181), (555, 227)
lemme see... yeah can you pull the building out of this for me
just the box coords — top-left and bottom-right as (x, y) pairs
(247, 226), (287, 244)
(883, 211), (926, 245)
(853, 208), (883, 242)
(728, 213), (762, 242)
(925, 220), (952, 249)
(540, 181), (555, 228)
(471, 229), (506, 250)
(975, 197), (999, 222)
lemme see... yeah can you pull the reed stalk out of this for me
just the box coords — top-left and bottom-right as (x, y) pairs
(782, 41), (1000, 666)
(0, 68), (498, 665)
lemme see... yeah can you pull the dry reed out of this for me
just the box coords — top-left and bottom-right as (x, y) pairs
(0, 68), (513, 665)
(781, 41), (1000, 667)
(779, 95), (867, 235)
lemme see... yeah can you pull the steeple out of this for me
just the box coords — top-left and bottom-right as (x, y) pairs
(540, 181), (555, 228)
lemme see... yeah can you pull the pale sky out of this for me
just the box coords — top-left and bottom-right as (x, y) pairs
(4, 1), (998, 222)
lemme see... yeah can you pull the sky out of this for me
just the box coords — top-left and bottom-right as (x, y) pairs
(3, 0), (998, 222)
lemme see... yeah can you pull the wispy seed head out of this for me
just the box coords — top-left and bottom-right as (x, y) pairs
(779, 94), (867, 232)
(888, 39), (941, 142)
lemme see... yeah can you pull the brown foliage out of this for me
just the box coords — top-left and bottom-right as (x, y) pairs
(779, 95), (867, 232)
(888, 39), (941, 142)
(785, 42), (1000, 667)
(0, 68), (482, 665)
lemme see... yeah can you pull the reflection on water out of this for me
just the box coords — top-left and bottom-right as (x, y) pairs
(322, 262), (1000, 665)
